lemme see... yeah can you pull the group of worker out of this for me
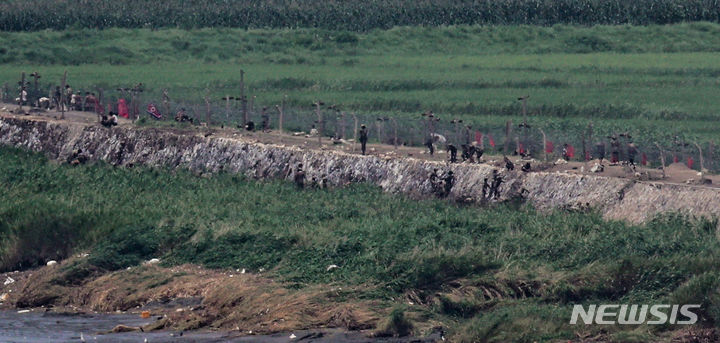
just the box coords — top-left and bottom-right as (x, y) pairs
(48, 85), (82, 111)
(429, 169), (454, 198)
(428, 167), (507, 200)
(596, 134), (639, 167)
(482, 170), (504, 199)
(290, 163), (329, 190)
(446, 143), (485, 164)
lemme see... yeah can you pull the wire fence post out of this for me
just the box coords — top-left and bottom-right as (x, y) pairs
(224, 94), (230, 122)
(504, 120), (512, 154)
(29, 71), (40, 105)
(240, 70), (247, 126)
(540, 128), (547, 163)
(694, 141), (705, 180)
(352, 113), (358, 153)
(314, 101), (323, 147)
(341, 111), (346, 140)
(277, 95), (285, 144)
(655, 142), (667, 179)
(162, 89), (170, 119)
(518, 95), (529, 151)
(391, 117), (398, 149)
(709, 141), (715, 171)
(17, 72), (26, 114)
(59, 71), (67, 119)
(204, 89), (211, 125)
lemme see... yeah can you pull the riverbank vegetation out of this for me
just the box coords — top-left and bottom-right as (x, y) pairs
(1, 146), (719, 341)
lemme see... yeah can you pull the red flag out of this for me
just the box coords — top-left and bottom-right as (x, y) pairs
(118, 99), (129, 118)
(488, 134), (496, 147)
(566, 144), (575, 158)
(545, 140), (554, 153)
(673, 155), (679, 163)
(641, 153), (648, 166)
(687, 156), (694, 169)
(147, 103), (162, 120)
(475, 131), (482, 145)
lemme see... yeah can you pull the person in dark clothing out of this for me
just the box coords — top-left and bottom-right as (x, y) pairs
(504, 156), (514, 171)
(261, 107), (270, 132)
(442, 171), (454, 197)
(595, 141), (606, 162)
(467, 145), (476, 162)
(67, 149), (88, 166)
(100, 112), (118, 128)
(175, 108), (194, 123)
(425, 137), (434, 155)
(610, 135), (620, 163)
(294, 163), (305, 189)
(562, 143), (571, 161)
(64, 85), (72, 108)
(320, 174), (329, 189)
(491, 170), (503, 198)
(475, 147), (484, 162)
(359, 124), (369, 155)
(460, 144), (470, 162)
(429, 168), (441, 195)
(53, 86), (62, 110)
(447, 144), (458, 163)
(627, 142), (638, 167)
(521, 162), (531, 172)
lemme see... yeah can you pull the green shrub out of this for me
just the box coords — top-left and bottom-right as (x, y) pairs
(0, 199), (92, 271)
(335, 32), (359, 44)
(88, 224), (195, 271)
(375, 306), (413, 337)
(668, 272), (720, 326)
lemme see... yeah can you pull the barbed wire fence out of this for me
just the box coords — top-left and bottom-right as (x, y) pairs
(2, 77), (717, 175)
(108, 94), (720, 175)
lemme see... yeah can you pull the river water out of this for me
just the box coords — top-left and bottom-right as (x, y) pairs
(0, 310), (441, 342)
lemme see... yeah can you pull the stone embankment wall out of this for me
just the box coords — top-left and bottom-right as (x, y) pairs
(2, 116), (719, 224)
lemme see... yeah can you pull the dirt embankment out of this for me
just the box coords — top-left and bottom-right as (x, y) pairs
(0, 259), (402, 338)
(2, 114), (720, 224)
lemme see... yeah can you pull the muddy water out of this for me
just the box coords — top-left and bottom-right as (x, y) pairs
(0, 310), (441, 342)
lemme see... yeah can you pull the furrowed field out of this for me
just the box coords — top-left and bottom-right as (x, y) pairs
(2, 24), (720, 164)
(2, 146), (720, 342)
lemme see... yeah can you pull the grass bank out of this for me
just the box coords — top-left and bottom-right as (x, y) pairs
(1, 145), (720, 341)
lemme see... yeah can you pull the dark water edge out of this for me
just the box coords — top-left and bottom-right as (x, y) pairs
(0, 310), (442, 342)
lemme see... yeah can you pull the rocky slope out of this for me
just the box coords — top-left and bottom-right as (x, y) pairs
(2, 115), (719, 224)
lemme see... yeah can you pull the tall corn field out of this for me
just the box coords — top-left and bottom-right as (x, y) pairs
(2, 0), (720, 31)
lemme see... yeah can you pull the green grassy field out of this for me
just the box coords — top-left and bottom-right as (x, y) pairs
(1, 24), (719, 165)
(1, 146), (720, 341)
